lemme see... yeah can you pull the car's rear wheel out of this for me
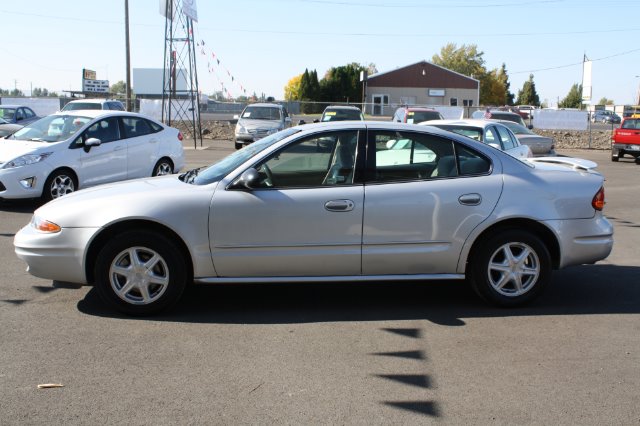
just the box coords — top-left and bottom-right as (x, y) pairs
(42, 169), (77, 202)
(94, 230), (188, 315)
(468, 230), (551, 307)
(152, 158), (174, 176)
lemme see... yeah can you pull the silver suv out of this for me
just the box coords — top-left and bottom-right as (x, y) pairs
(61, 99), (125, 112)
(234, 103), (292, 149)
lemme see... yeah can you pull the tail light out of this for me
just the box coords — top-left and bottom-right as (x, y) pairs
(177, 131), (184, 141)
(592, 186), (605, 211)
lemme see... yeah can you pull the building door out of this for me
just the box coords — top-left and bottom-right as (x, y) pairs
(372, 94), (389, 116)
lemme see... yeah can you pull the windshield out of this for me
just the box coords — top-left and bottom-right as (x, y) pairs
(9, 114), (92, 142)
(431, 125), (483, 141)
(241, 106), (282, 120)
(0, 107), (16, 121)
(190, 127), (301, 185)
(321, 109), (363, 122)
(62, 102), (103, 111)
(621, 119), (640, 129)
(407, 111), (442, 124)
(500, 121), (533, 135)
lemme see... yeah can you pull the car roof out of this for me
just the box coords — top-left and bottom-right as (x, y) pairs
(66, 98), (120, 103)
(422, 119), (510, 129)
(49, 110), (152, 120)
(324, 105), (361, 111)
(245, 103), (283, 108)
(398, 106), (439, 112)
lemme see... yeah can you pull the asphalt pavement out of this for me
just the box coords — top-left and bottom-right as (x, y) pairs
(0, 147), (638, 425)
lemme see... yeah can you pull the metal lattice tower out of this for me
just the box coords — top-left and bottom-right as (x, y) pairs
(162, 0), (202, 147)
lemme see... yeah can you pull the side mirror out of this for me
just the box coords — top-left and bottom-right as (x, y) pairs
(236, 168), (259, 189)
(527, 124), (534, 130)
(297, 120), (306, 126)
(313, 119), (320, 123)
(85, 137), (101, 147)
(83, 137), (101, 152)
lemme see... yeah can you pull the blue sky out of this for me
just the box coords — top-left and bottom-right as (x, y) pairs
(2, 0), (640, 106)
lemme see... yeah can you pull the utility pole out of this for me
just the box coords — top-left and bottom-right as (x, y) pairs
(124, 0), (132, 111)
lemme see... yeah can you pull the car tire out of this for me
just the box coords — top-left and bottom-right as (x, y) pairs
(234, 141), (243, 150)
(42, 168), (77, 202)
(468, 230), (551, 307)
(152, 158), (174, 176)
(94, 230), (188, 316)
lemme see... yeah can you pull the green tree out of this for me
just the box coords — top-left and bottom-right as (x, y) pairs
(480, 69), (507, 106)
(319, 62), (365, 105)
(516, 74), (541, 106)
(558, 83), (583, 109)
(498, 63), (515, 105)
(110, 80), (126, 95)
(597, 97), (614, 105)
(431, 43), (486, 79)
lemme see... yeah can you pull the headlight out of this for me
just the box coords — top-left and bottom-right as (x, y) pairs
(30, 216), (61, 233)
(236, 126), (247, 134)
(2, 152), (52, 169)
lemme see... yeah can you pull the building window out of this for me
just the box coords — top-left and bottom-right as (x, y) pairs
(463, 99), (474, 107)
(450, 98), (458, 106)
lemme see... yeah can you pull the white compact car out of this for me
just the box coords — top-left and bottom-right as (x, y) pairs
(0, 110), (185, 201)
(424, 119), (533, 159)
(14, 122), (613, 315)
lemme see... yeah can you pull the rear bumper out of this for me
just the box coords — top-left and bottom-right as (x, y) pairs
(612, 143), (640, 157)
(544, 216), (613, 269)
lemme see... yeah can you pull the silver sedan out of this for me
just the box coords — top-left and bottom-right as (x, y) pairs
(14, 122), (613, 315)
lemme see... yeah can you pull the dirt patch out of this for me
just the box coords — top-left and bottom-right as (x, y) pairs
(535, 129), (612, 150)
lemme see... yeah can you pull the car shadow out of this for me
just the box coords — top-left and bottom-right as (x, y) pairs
(77, 264), (640, 325)
(0, 198), (43, 213)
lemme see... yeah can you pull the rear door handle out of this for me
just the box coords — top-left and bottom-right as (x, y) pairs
(324, 199), (355, 212)
(459, 193), (481, 206)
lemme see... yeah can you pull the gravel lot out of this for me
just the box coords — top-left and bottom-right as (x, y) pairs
(191, 120), (616, 151)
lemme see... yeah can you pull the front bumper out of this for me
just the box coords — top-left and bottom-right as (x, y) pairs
(0, 164), (49, 200)
(14, 224), (99, 284)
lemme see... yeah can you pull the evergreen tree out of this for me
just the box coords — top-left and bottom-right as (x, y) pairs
(516, 74), (540, 106)
(558, 83), (583, 109)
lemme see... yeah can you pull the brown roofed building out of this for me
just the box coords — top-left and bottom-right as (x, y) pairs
(365, 60), (479, 116)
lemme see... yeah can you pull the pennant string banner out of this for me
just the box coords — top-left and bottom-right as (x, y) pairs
(193, 27), (250, 100)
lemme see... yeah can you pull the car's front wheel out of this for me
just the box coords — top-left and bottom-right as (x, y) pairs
(94, 230), (188, 315)
(42, 169), (77, 202)
(468, 230), (551, 307)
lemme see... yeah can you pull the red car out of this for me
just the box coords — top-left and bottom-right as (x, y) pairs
(611, 117), (640, 163)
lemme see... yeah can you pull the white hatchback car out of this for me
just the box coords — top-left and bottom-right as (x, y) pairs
(0, 110), (184, 201)
(424, 119), (533, 159)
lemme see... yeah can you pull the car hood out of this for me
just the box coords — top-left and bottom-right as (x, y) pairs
(237, 119), (282, 130)
(0, 139), (54, 162)
(35, 175), (218, 228)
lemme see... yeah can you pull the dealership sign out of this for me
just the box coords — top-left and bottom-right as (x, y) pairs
(82, 68), (109, 93)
